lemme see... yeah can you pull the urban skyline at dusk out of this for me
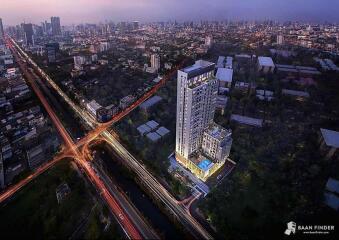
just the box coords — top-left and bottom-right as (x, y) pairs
(1, 0), (339, 25)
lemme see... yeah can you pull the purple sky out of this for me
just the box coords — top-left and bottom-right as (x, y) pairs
(1, 0), (339, 25)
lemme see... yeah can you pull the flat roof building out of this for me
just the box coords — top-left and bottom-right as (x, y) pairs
(324, 193), (339, 210)
(320, 128), (339, 159)
(321, 128), (339, 148)
(202, 123), (232, 164)
(146, 132), (161, 142)
(258, 56), (275, 73)
(231, 114), (263, 127)
(86, 100), (102, 118)
(216, 68), (233, 89)
(137, 124), (152, 136)
(145, 120), (159, 130)
(282, 89), (310, 99)
(326, 178), (339, 194)
(139, 96), (162, 112)
(156, 126), (170, 137)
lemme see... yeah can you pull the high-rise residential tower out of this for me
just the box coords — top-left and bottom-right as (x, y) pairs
(150, 54), (160, 71)
(175, 60), (232, 181)
(132, 21), (139, 30)
(23, 23), (34, 46)
(277, 35), (284, 45)
(51, 16), (61, 35)
(205, 35), (213, 48)
(0, 18), (4, 39)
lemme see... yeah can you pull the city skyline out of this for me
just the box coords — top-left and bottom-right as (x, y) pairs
(1, 0), (339, 25)
(0, 2), (338, 239)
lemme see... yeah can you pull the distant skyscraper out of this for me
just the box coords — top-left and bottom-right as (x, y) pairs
(51, 16), (61, 35)
(44, 20), (51, 34)
(0, 18), (4, 39)
(277, 35), (284, 45)
(175, 60), (232, 181)
(23, 23), (34, 46)
(132, 21), (139, 30)
(150, 54), (160, 71)
(205, 35), (213, 48)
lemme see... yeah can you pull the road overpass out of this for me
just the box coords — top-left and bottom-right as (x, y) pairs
(5, 37), (213, 240)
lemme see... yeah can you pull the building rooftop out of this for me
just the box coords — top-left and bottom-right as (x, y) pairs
(216, 68), (233, 83)
(139, 95), (162, 110)
(181, 60), (215, 78)
(231, 114), (263, 127)
(235, 54), (251, 59)
(282, 89), (310, 98)
(258, 56), (275, 67)
(137, 124), (152, 135)
(296, 66), (318, 71)
(275, 64), (295, 69)
(276, 64), (321, 75)
(156, 126), (170, 137)
(324, 192), (339, 210)
(326, 178), (339, 194)
(205, 123), (232, 141)
(320, 128), (339, 148)
(145, 120), (159, 130)
(87, 100), (102, 111)
(299, 69), (321, 75)
(146, 132), (161, 142)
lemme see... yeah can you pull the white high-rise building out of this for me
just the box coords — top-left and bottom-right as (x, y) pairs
(0, 18), (4, 40)
(176, 60), (217, 159)
(175, 60), (232, 181)
(150, 54), (160, 71)
(277, 35), (284, 45)
(205, 35), (213, 48)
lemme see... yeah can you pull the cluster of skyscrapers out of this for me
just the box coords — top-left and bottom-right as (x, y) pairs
(1, 17), (62, 47)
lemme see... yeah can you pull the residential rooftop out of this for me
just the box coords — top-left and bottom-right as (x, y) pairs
(326, 178), (339, 194)
(139, 95), (162, 110)
(231, 114), (263, 127)
(320, 128), (339, 148)
(205, 123), (232, 141)
(181, 60), (215, 78)
(258, 56), (275, 67)
(216, 68), (233, 83)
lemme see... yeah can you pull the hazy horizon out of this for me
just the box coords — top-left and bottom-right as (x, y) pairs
(1, 0), (339, 25)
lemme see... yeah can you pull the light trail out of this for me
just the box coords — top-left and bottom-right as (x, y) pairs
(2, 39), (142, 240)
(3, 37), (213, 239)
(0, 154), (67, 203)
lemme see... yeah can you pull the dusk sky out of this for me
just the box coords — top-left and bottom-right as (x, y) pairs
(1, 0), (339, 25)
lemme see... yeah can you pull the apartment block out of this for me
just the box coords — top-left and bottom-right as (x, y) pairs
(175, 60), (232, 181)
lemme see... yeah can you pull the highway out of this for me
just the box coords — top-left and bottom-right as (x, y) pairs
(91, 160), (158, 239)
(7, 37), (213, 240)
(6, 39), (143, 240)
